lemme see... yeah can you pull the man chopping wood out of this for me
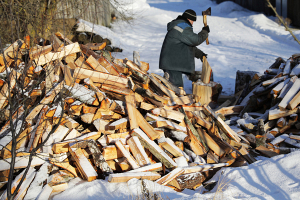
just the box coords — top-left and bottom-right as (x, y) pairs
(159, 9), (210, 88)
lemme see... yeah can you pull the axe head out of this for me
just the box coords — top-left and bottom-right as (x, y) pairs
(202, 7), (211, 16)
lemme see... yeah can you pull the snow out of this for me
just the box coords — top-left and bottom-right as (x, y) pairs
(52, 0), (300, 199)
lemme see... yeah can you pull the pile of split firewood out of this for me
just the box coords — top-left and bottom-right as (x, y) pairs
(0, 30), (300, 199)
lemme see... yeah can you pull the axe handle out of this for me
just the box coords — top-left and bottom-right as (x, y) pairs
(203, 15), (209, 45)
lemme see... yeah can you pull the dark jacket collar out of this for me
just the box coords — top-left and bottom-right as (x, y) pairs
(175, 15), (193, 27)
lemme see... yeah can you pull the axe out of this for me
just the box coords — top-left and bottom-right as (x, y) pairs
(202, 7), (211, 45)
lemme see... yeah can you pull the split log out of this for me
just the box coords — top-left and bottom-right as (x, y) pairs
(158, 138), (184, 158)
(50, 33), (64, 51)
(278, 78), (300, 110)
(69, 144), (98, 181)
(131, 128), (177, 168)
(108, 172), (161, 183)
(35, 42), (81, 65)
(73, 67), (128, 87)
(102, 145), (130, 160)
(155, 168), (185, 185)
(115, 140), (139, 169)
(107, 132), (130, 144)
(203, 105), (241, 143)
(86, 55), (108, 73)
(268, 107), (300, 120)
(152, 107), (184, 123)
(168, 172), (206, 190)
(201, 56), (212, 84)
(128, 163), (162, 173)
(52, 132), (101, 153)
(29, 45), (52, 60)
(127, 136), (151, 166)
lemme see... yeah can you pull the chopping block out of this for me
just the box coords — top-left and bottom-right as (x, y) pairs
(192, 56), (222, 105)
(192, 81), (222, 105)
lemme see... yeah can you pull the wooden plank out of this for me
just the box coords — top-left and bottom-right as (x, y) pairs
(73, 67), (128, 86)
(35, 42), (81, 65)
(69, 146), (97, 181)
(108, 172), (161, 183)
(115, 140), (140, 169)
(279, 78), (300, 110)
(131, 128), (177, 168)
(127, 136), (151, 166)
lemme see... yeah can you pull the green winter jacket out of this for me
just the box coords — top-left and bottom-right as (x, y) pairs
(159, 16), (208, 73)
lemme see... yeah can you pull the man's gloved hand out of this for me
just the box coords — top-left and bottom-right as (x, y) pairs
(200, 53), (207, 62)
(188, 71), (202, 82)
(202, 25), (210, 33)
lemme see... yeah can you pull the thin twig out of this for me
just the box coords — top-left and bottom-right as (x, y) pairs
(266, 0), (300, 46)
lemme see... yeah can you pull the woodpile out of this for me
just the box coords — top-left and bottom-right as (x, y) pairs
(1, 31), (300, 198)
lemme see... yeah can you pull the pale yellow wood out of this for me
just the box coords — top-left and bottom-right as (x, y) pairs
(69, 147), (97, 182)
(125, 95), (139, 130)
(35, 42), (81, 65)
(0, 70), (21, 109)
(201, 56), (212, 84)
(155, 168), (184, 186)
(108, 172), (161, 183)
(102, 145), (130, 160)
(73, 67), (128, 86)
(86, 55), (109, 73)
(115, 140), (140, 169)
(127, 136), (151, 167)
(193, 83), (212, 105)
(288, 89), (300, 110)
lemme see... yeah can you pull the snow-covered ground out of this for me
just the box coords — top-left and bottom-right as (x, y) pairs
(54, 0), (300, 199)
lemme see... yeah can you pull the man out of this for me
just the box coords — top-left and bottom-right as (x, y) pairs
(159, 9), (210, 88)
